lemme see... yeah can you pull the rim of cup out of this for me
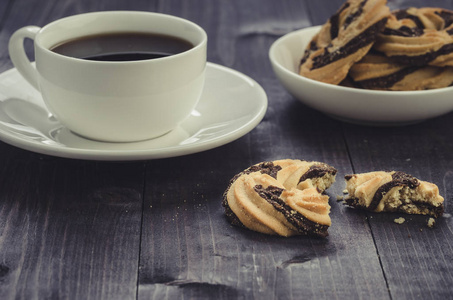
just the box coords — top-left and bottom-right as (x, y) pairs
(35, 10), (208, 64)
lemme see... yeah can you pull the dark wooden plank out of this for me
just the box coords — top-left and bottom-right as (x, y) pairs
(158, 0), (320, 71)
(140, 147), (391, 299)
(0, 154), (145, 299)
(308, 1), (453, 298)
(2, 0), (452, 299)
(342, 114), (453, 299)
(387, 0), (453, 10)
(0, 0), (157, 298)
(0, 0), (13, 26)
(138, 1), (390, 299)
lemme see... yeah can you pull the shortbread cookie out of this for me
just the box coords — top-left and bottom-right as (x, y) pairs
(299, 0), (390, 84)
(222, 159), (337, 237)
(349, 53), (453, 90)
(344, 171), (444, 217)
(374, 7), (453, 67)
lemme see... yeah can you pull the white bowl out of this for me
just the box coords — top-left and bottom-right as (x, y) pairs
(269, 25), (453, 125)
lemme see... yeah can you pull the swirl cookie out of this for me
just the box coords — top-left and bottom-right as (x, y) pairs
(222, 159), (337, 237)
(374, 7), (453, 67)
(344, 171), (444, 217)
(299, 0), (390, 84)
(348, 53), (453, 90)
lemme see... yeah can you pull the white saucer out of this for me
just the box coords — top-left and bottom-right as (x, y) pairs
(0, 63), (267, 160)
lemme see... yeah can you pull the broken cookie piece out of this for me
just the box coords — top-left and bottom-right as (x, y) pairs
(344, 171), (444, 217)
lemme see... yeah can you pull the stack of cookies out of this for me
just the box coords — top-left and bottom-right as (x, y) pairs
(299, 0), (453, 90)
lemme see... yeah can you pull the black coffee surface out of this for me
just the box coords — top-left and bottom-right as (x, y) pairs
(51, 32), (193, 61)
(83, 52), (169, 61)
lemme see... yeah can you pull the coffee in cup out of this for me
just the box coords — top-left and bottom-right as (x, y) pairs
(9, 11), (207, 142)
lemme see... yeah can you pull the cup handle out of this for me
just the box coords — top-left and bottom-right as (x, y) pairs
(8, 26), (41, 90)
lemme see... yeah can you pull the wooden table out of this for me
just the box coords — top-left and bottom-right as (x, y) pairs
(0, 0), (452, 299)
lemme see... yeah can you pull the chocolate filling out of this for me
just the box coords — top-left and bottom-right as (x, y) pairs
(301, 41), (319, 65)
(343, 0), (367, 30)
(311, 18), (387, 70)
(329, 2), (350, 40)
(254, 185), (329, 237)
(382, 9), (453, 39)
(435, 10), (453, 29)
(394, 9), (425, 29)
(355, 66), (420, 89)
(392, 171), (420, 188)
(398, 200), (444, 218)
(223, 161), (283, 227)
(231, 161), (282, 183)
(344, 196), (360, 208)
(382, 26), (424, 37)
(390, 42), (453, 66)
(368, 171), (419, 211)
(381, 9), (453, 65)
(254, 184), (284, 200)
(345, 196), (444, 218)
(222, 198), (245, 228)
(223, 161), (280, 227)
(344, 174), (353, 180)
(298, 164), (337, 184)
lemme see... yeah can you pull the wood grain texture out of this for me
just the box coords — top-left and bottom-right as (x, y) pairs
(0, 154), (145, 299)
(0, 0), (453, 299)
(343, 115), (453, 299)
(139, 147), (390, 299)
(321, 2), (453, 299)
(137, 1), (389, 299)
(0, 2), (149, 299)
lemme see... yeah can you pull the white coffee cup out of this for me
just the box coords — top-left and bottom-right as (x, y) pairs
(9, 11), (207, 142)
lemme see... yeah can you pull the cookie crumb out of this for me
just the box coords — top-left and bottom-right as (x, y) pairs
(394, 217), (405, 224)
(336, 195), (344, 201)
(427, 217), (436, 228)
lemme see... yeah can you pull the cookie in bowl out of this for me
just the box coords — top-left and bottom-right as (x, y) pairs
(269, 1), (453, 124)
(347, 52), (453, 90)
(374, 7), (453, 67)
(299, 0), (390, 84)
